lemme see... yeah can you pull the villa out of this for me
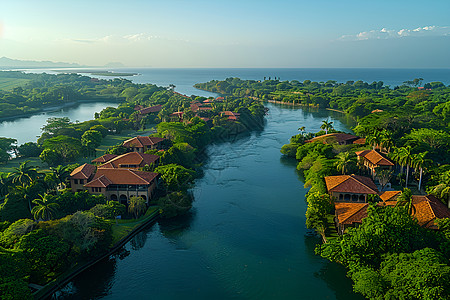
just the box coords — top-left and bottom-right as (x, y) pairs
(355, 149), (394, 177)
(97, 152), (159, 170)
(324, 174), (379, 203)
(122, 136), (166, 152)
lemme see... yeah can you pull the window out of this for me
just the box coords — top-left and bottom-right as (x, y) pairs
(74, 179), (78, 184)
(80, 179), (84, 184)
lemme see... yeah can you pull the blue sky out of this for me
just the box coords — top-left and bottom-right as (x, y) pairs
(1, 0), (449, 67)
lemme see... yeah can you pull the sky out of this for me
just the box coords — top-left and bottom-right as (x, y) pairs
(1, 0), (450, 68)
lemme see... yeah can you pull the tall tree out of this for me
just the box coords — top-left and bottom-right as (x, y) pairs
(396, 188), (415, 215)
(335, 152), (356, 174)
(399, 146), (413, 188)
(128, 196), (147, 219)
(411, 151), (429, 191)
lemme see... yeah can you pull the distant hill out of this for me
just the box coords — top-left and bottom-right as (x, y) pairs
(104, 62), (125, 68)
(0, 57), (83, 69)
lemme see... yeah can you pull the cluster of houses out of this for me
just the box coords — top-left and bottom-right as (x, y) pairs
(168, 97), (240, 123)
(69, 136), (166, 206)
(313, 133), (450, 235)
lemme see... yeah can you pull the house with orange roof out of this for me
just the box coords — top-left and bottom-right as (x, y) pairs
(305, 133), (360, 145)
(122, 136), (166, 152)
(98, 152), (159, 170)
(70, 163), (96, 192)
(325, 174), (379, 203)
(83, 168), (159, 204)
(355, 149), (394, 177)
(411, 195), (450, 229)
(138, 105), (162, 115)
(91, 153), (118, 165)
(334, 202), (370, 234)
(220, 111), (240, 121)
(379, 190), (401, 204)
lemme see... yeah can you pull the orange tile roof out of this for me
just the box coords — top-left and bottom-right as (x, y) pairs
(306, 133), (359, 144)
(335, 203), (369, 225)
(98, 152), (159, 169)
(412, 195), (450, 229)
(122, 136), (165, 148)
(355, 150), (394, 166)
(84, 169), (158, 188)
(325, 175), (378, 194)
(353, 138), (366, 145)
(91, 153), (118, 163)
(139, 105), (162, 114)
(70, 163), (96, 180)
(379, 191), (402, 202)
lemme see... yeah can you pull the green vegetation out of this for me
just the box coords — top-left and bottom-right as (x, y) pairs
(272, 76), (450, 299)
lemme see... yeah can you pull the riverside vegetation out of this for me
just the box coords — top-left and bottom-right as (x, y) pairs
(0, 71), (265, 299)
(198, 77), (450, 299)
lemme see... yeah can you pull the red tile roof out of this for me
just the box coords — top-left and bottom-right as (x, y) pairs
(325, 174), (378, 194)
(84, 168), (158, 188)
(356, 150), (394, 166)
(412, 195), (450, 229)
(335, 202), (369, 225)
(139, 105), (162, 114)
(353, 138), (366, 145)
(70, 163), (96, 180)
(91, 153), (118, 163)
(122, 136), (165, 149)
(98, 152), (159, 169)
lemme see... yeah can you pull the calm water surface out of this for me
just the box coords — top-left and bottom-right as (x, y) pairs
(0, 101), (118, 144)
(55, 103), (363, 300)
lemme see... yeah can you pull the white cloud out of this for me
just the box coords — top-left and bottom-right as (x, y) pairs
(340, 26), (450, 41)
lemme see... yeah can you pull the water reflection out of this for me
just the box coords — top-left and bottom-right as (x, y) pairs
(54, 256), (117, 299)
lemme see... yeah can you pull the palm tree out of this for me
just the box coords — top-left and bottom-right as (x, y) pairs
(31, 194), (59, 221)
(399, 146), (413, 188)
(9, 160), (40, 187)
(396, 188), (416, 215)
(50, 165), (71, 190)
(0, 173), (12, 198)
(320, 120), (334, 134)
(128, 196), (147, 219)
(411, 151), (429, 191)
(298, 126), (306, 135)
(390, 147), (404, 174)
(335, 152), (356, 174)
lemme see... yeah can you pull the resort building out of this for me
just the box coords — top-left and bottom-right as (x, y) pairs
(83, 168), (159, 205)
(70, 163), (96, 192)
(97, 152), (159, 170)
(122, 136), (166, 152)
(324, 174), (379, 203)
(220, 111), (240, 121)
(91, 153), (118, 165)
(334, 202), (370, 234)
(355, 149), (394, 177)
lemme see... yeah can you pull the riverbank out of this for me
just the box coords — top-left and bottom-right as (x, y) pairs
(34, 207), (160, 300)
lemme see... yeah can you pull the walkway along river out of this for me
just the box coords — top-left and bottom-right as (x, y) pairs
(54, 103), (363, 300)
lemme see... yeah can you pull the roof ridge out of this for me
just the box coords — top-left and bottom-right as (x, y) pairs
(341, 203), (368, 223)
(128, 169), (150, 184)
(351, 175), (377, 193)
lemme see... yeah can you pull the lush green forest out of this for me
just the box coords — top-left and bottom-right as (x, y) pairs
(0, 72), (266, 299)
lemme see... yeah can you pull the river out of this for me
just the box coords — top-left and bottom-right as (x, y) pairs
(54, 103), (363, 300)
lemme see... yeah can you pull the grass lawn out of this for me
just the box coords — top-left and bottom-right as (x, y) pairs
(110, 206), (159, 245)
(0, 157), (49, 173)
(0, 78), (30, 91)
